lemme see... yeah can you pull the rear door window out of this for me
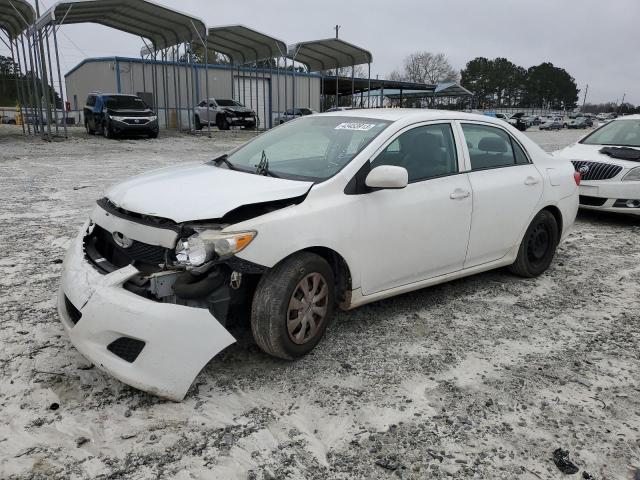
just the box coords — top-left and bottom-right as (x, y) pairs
(462, 123), (529, 170)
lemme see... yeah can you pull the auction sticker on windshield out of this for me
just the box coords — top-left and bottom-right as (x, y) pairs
(334, 122), (377, 131)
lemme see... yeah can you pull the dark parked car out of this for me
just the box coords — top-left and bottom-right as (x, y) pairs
(84, 93), (159, 139)
(567, 117), (590, 129)
(539, 119), (564, 130)
(0, 115), (16, 124)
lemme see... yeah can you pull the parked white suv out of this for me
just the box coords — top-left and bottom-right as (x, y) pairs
(194, 98), (257, 130)
(58, 110), (579, 400)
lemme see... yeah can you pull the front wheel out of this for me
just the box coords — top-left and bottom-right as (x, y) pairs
(217, 116), (230, 130)
(509, 210), (559, 278)
(102, 122), (113, 139)
(85, 120), (94, 135)
(251, 252), (335, 360)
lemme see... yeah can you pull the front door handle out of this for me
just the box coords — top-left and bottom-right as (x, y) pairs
(450, 189), (471, 200)
(525, 176), (540, 186)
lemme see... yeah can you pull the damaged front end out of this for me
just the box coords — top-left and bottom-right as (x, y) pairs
(58, 198), (270, 401)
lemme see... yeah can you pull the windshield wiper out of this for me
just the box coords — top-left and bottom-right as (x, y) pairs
(255, 150), (279, 177)
(213, 154), (236, 170)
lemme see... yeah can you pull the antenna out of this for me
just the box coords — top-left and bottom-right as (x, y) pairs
(335, 25), (341, 39)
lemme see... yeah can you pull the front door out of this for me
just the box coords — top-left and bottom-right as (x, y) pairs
(459, 122), (544, 267)
(358, 122), (473, 295)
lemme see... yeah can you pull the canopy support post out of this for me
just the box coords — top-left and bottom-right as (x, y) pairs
(367, 63), (371, 108)
(9, 36), (26, 135)
(204, 42), (210, 138)
(51, 21), (68, 137)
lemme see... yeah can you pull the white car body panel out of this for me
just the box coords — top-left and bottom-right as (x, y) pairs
(105, 163), (313, 223)
(553, 115), (640, 215)
(59, 224), (235, 401)
(59, 109), (579, 399)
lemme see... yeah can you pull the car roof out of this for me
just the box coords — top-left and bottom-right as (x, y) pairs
(98, 93), (139, 98)
(314, 108), (511, 126)
(614, 114), (640, 121)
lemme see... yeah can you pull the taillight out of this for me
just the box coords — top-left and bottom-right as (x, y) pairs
(574, 171), (581, 186)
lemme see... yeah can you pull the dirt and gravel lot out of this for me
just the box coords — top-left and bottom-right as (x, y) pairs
(0, 124), (639, 480)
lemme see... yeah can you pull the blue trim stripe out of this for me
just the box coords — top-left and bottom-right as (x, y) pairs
(65, 56), (323, 80)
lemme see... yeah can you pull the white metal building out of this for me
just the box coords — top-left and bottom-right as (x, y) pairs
(65, 57), (322, 129)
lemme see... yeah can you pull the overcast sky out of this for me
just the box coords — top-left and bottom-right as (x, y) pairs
(2, 0), (638, 105)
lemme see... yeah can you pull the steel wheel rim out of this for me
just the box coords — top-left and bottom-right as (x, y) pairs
(287, 272), (328, 345)
(527, 223), (550, 262)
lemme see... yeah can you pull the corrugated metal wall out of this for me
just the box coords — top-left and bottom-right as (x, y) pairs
(65, 58), (321, 129)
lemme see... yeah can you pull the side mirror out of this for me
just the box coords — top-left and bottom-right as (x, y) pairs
(365, 165), (409, 190)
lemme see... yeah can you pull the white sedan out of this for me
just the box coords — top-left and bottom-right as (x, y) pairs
(58, 110), (578, 400)
(553, 114), (640, 214)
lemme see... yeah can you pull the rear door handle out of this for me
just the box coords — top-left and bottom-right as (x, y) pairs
(525, 176), (540, 186)
(450, 189), (471, 200)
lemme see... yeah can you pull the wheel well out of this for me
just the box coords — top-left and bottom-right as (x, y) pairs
(542, 205), (563, 243)
(303, 247), (352, 308)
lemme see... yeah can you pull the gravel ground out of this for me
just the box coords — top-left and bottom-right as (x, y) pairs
(0, 124), (639, 480)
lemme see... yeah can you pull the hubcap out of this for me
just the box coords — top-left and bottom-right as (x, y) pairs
(527, 223), (550, 262)
(287, 273), (328, 345)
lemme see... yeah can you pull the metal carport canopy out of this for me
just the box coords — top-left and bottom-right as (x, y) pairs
(206, 25), (286, 65)
(288, 38), (373, 72)
(435, 82), (473, 97)
(35, 0), (207, 49)
(0, 0), (35, 39)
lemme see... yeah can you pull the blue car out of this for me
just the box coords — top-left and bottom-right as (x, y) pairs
(84, 93), (159, 139)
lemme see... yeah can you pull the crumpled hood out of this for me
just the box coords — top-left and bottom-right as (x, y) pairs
(221, 106), (254, 115)
(553, 143), (640, 169)
(105, 163), (313, 223)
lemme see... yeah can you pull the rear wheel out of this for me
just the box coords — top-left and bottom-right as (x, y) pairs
(251, 252), (335, 360)
(85, 120), (94, 135)
(509, 210), (559, 278)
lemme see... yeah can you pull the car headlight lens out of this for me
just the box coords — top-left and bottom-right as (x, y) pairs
(149, 115), (158, 121)
(110, 115), (126, 122)
(175, 230), (256, 266)
(622, 166), (640, 181)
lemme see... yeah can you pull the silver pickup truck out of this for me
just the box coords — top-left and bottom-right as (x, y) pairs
(194, 98), (257, 130)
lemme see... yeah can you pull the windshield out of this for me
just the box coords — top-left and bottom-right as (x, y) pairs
(104, 96), (148, 110)
(225, 116), (391, 181)
(581, 119), (640, 147)
(216, 99), (241, 107)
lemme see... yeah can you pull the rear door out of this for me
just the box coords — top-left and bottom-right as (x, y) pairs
(459, 122), (543, 268)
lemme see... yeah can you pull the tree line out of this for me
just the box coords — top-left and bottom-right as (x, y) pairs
(388, 52), (581, 110)
(0, 54), (62, 108)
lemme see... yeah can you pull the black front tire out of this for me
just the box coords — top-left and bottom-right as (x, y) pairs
(149, 130), (159, 139)
(509, 210), (559, 278)
(217, 116), (230, 130)
(251, 252), (335, 360)
(102, 122), (113, 139)
(85, 120), (95, 135)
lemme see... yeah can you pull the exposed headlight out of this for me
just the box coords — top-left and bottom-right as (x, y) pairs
(149, 115), (158, 121)
(110, 115), (126, 122)
(622, 166), (640, 181)
(175, 230), (256, 266)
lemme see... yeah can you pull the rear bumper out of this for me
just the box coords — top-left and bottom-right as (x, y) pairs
(577, 181), (640, 215)
(58, 224), (236, 400)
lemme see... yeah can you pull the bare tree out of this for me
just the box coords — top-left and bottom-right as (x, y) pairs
(321, 65), (367, 78)
(390, 52), (459, 84)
